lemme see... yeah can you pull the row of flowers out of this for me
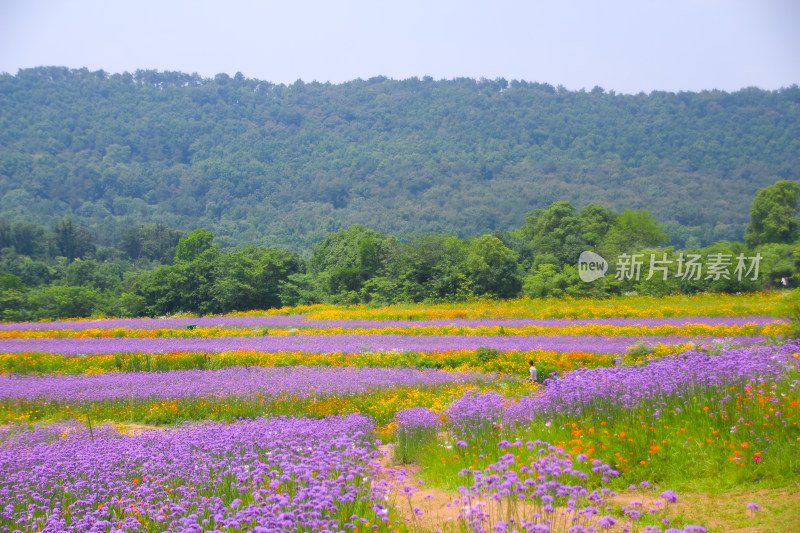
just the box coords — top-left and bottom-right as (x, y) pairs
(0, 334), (764, 357)
(0, 347), (636, 375)
(0, 321), (785, 338)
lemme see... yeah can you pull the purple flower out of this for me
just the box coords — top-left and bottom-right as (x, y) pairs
(0, 414), (386, 531)
(746, 502), (760, 511)
(0, 333), (764, 355)
(2, 315), (779, 331)
(394, 407), (441, 431)
(660, 489), (678, 503)
(0, 366), (492, 403)
(597, 516), (616, 528)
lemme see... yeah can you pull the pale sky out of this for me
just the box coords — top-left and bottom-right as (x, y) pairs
(0, 0), (798, 94)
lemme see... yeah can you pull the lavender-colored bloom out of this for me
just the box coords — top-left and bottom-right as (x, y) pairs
(0, 334), (763, 355)
(660, 490), (678, 503)
(0, 365), (492, 402)
(625, 509), (642, 520)
(394, 407), (441, 431)
(746, 502), (760, 511)
(504, 341), (800, 425)
(447, 390), (507, 438)
(0, 414), (390, 532)
(597, 516), (616, 528)
(0, 315), (781, 331)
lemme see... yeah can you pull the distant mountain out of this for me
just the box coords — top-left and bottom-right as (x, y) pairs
(1, 67), (798, 250)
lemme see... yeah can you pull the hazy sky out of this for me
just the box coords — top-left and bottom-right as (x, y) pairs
(1, 0), (798, 94)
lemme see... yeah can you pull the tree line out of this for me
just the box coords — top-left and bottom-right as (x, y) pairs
(1, 181), (797, 320)
(1, 67), (799, 251)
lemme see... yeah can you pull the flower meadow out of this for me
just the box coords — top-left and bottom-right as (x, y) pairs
(1, 292), (798, 532)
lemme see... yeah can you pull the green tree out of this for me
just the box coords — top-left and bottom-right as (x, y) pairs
(211, 246), (303, 312)
(578, 203), (617, 248)
(0, 273), (28, 321)
(65, 259), (98, 286)
(119, 223), (184, 264)
(174, 229), (216, 263)
(465, 235), (521, 298)
(516, 201), (584, 268)
(309, 225), (395, 302)
(744, 180), (800, 247)
(27, 285), (107, 319)
(11, 222), (49, 258)
(54, 218), (95, 262)
(601, 209), (670, 257)
(380, 234), (472, 302)
(18, 260), (52, 287)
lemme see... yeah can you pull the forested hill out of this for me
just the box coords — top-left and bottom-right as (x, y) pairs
(1, 67), (798, 250)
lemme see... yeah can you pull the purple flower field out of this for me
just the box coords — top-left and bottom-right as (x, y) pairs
(502, 340), (800, 423)
(0, 414), (396, 532)
(0, 366), (492, 402)
(0, 315), (782, 331)
(0, 292), (794, 531)
(0, 334), (764, 355)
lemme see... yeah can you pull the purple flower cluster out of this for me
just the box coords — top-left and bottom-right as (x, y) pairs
(393, 407), (441, 432)
(454, 439), (621, 531)
(504, 340), (800, 425)
(0, 414), (392, 532)
(0, 334), (763, 355)
(450, 439), (702, 532)
(446, 390), (508, 438)
(0, 315), (780, 331)
(0, 365), (492, 402)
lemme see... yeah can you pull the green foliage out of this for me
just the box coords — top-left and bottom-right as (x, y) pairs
(601, 208), (670, 258)
(54, 218), (95, 262)
(516, 202), (617, 270)
(134, 235), (303, 315)
(309, 225), (396, 303)
(26, 285), (109, 319)
(465, 235), (521, 298)
(0, 183), (798, 320)
(174, 228), (215, 263)
(118, 223), (184, 264)
(475, 347), (500, 363)
(0, 273), (27, 321)
(745, 180), (800, 247)
(378, 234), (473, 303)
(2, 68), (799, 251)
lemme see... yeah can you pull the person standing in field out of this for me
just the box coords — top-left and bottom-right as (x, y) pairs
(528, 360), (537, 383)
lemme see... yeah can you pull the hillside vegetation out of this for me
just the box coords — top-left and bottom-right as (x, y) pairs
(1, 67), (799, 250)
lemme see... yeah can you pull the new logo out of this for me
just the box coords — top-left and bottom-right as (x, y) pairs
(578, 251), (608, 282)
